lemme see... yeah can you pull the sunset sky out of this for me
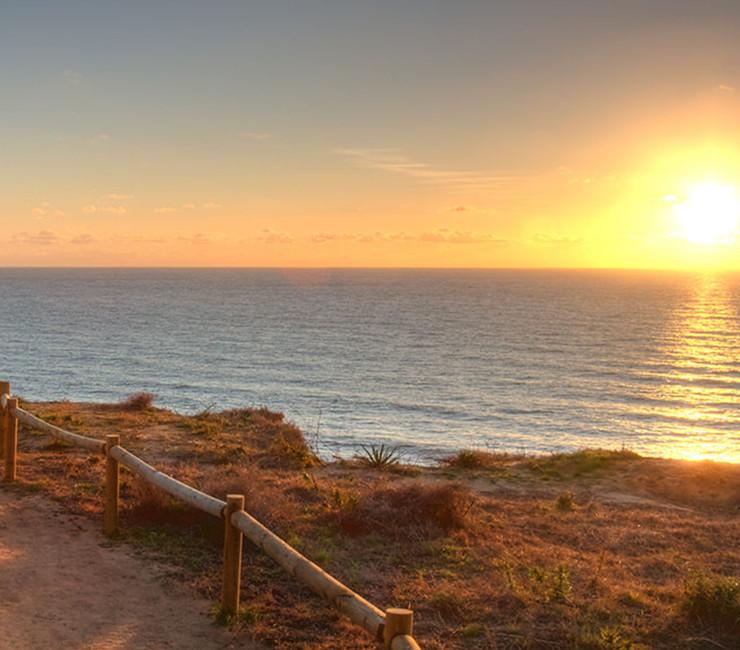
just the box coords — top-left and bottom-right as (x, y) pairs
(2, 1), (739, 268)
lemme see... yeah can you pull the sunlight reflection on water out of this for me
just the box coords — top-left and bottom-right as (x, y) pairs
(0, 269), (737, 462)
(655, 274), (739, 462)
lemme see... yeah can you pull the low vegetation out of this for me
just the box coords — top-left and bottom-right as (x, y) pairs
(119, 391), (156, 411)
(555, 490), (576, 511)
(332, 482), (476, 537)
(356, 443), (404, 468)
(526, 448), (641, 479)
(682, 572), (740, 635)
(442, 448), (514, 470)
(8, 397), (740, 649)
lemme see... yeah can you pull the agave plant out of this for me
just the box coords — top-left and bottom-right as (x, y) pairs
(357, 443), (403, 469)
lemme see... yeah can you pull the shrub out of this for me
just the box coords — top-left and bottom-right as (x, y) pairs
(181, 412), (223, 437)
(265, 430), (317, 468)
(442, 449), (513, 470)
(234, 408), (317, 468)
(333, 481), (476, 537)
(682, 572), (740, 634)
(549, 564), (573, 602)
(200, 466), (301, 530)
(575, 626), (635, 650)
(461, 623), (485, 639)
(429, 591), (465, 621)
(126, 465), (302, 539)
(119, 392), (155, 411)
(555, 490), (575, 511)
(126, 472), (209, 529)
(527, 564), (573, 602)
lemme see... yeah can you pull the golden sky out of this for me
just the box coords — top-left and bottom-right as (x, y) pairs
(2, 2), (739, 268)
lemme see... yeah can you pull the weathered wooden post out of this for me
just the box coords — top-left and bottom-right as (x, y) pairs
(104, 434), (120, 536)
(0, 381), (8, 457)
(221, 494), (245, 615)
(384, 608), (415, 649)
(3, 397), (19, 482)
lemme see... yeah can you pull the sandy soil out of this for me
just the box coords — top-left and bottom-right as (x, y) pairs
(0, 488), (251, 650)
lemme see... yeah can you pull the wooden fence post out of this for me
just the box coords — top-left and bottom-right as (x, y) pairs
(0, 381), (8, 458)
(104, 434), (120, 536)
(384, 608), (414, 649)
(3, 397), (19, 482)
(221, 494), (245, 616)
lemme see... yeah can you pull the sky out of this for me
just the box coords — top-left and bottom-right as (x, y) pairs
(1, 0), (740, 268)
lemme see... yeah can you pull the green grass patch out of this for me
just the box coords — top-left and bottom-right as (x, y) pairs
(528, 449), (639, 479)
(460, 623), (485, 639)
(682, 572), (739, 635)
(574, 625), (636, 650)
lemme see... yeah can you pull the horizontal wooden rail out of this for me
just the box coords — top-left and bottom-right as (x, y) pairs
(231, 509), (386, 640)
(109, 445), (226, 518)
(0, 389), (423, 648)
(12, 406), (106, 454)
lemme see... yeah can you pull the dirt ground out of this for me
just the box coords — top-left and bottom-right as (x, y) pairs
(5, 400), (739, 649)
(0, 488), (252, 650)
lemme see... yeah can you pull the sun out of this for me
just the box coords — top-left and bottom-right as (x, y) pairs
(672, 181), (740, 245)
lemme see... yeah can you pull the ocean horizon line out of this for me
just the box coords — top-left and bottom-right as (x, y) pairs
(2, 265), (738, 273)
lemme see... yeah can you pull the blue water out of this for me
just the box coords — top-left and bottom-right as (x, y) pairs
(1, 269), (738, 462)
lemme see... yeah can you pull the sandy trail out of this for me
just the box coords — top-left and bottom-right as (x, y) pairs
(0, 489), (250, 650)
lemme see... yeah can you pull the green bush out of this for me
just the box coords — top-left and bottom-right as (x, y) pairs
(682, 573), (739, 634)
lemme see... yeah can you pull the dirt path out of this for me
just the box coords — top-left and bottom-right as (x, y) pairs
(0, 488), (250, 650)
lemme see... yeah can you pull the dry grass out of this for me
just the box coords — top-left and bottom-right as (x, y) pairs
(192, 406), (318, 469)
(332, 482), (476, 538)
(8, 398), (740, 649)
(555, 490), (576, 511)
(119, 392), (156, 411)
(442, 448), (519, 470)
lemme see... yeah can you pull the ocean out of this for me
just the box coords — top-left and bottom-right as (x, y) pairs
(1, 268), (738, 463)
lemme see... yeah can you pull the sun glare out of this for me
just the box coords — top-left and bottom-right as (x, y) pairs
(673, 181), (740, 245)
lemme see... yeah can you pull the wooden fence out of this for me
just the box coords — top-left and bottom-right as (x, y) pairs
(0, 382), (421, 650)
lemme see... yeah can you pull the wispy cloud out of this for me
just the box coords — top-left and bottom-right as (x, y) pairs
(414, 229), (507, 244)
(447, 204), (495, 215)
(255, 229), (294, 245)
(238, 131), (272, 141)
(335, 148), (523, 192)
(31, 201), (65, 217)
(176, 233), (212, 245)
(81, 193), (133, 215)
(531, 233), (583, 246)
(83, 204), (127, 215)
(311, 232), (354, 244)
(311, 229), (506, 245)
(69, 234), (96, 245)
(110, 235), (166, 245)
(718, 83), (736, 93)
(11, 230), (61, 246)
(154, 202), (222, 213)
